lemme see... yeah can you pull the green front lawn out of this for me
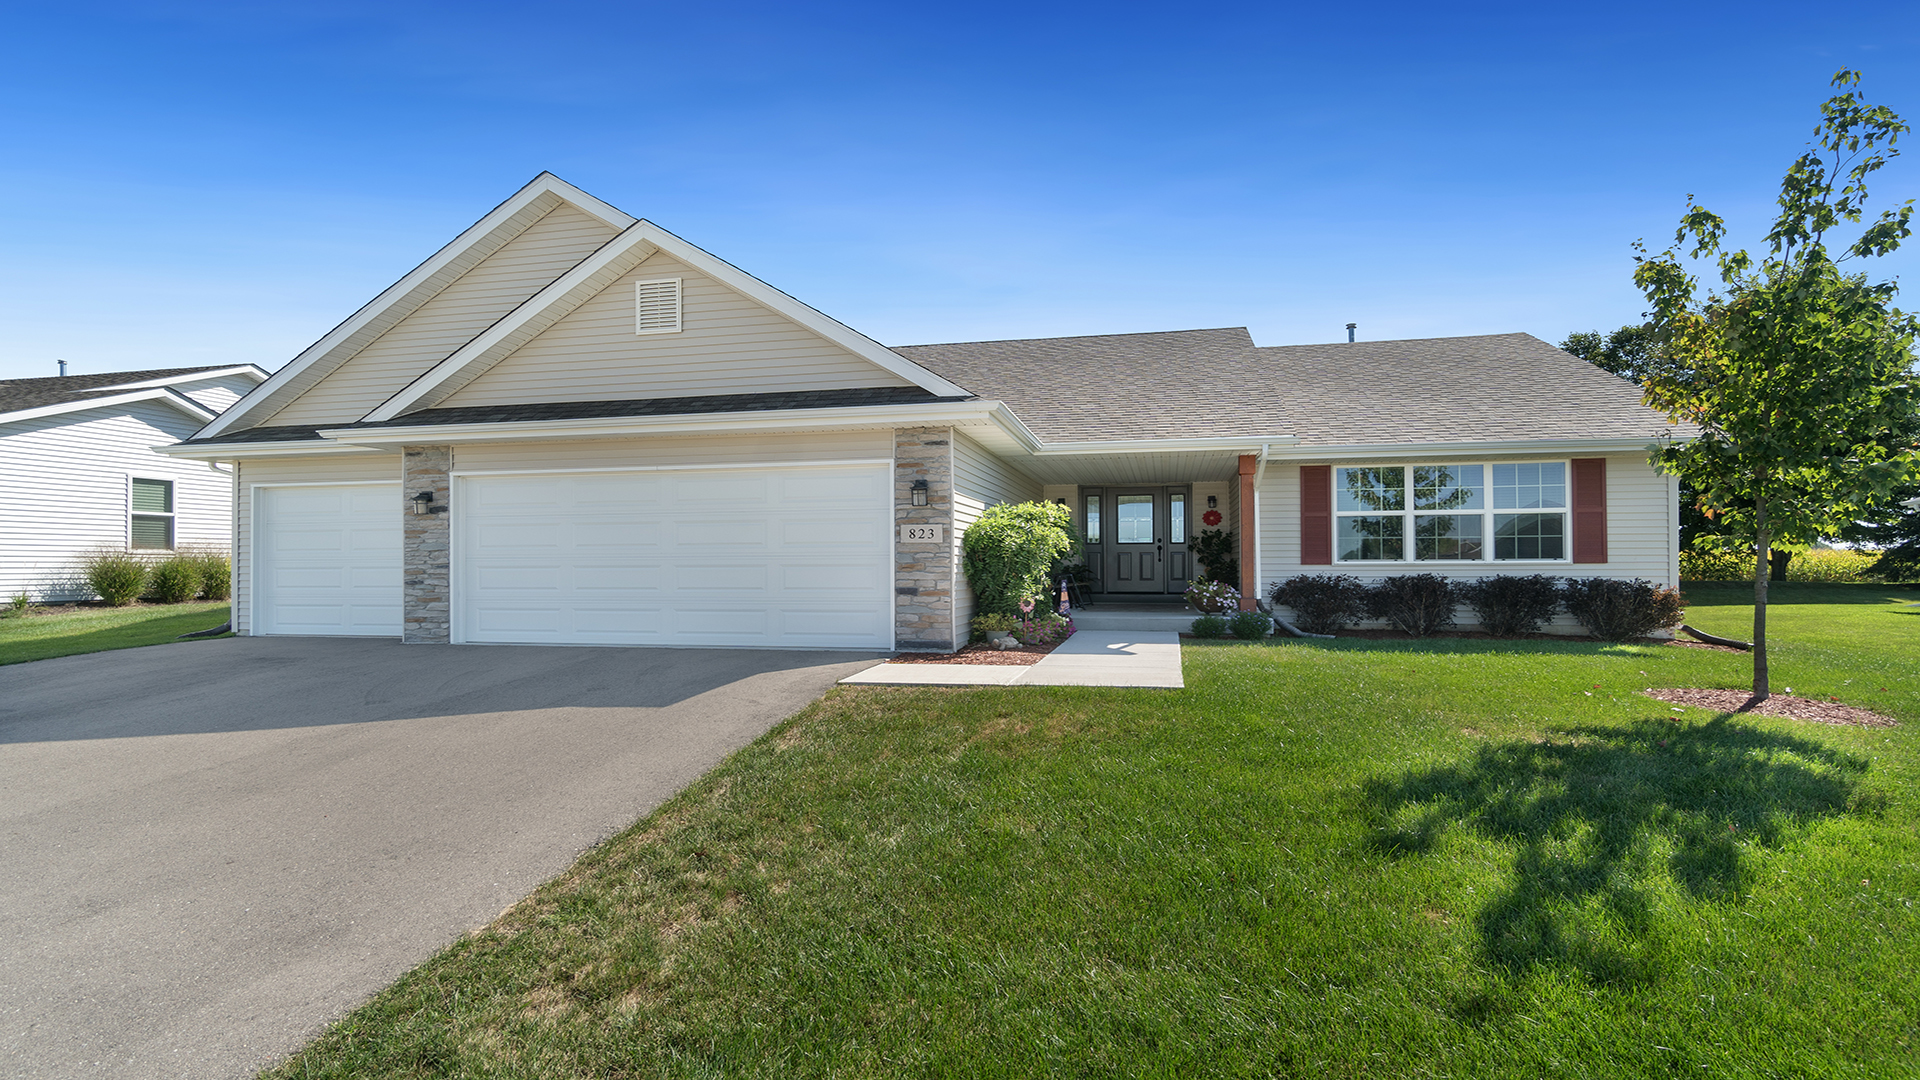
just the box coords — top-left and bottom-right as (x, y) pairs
(270, 584), (1918, 1078)
(0, 602), (231, 666)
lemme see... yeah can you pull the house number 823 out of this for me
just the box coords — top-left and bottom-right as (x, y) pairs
(899, 524), (945, 544)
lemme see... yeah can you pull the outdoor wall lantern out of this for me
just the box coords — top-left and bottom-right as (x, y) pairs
(910, 479), (929, 507)
(411, 490), (447, 515)
(1207, 495), (1218, 509)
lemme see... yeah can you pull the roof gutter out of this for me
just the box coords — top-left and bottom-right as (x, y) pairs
(1274, 434), (1684, 462)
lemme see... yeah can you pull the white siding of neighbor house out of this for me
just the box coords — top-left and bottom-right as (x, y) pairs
(173, 373), (260, 412)
(436, 252), (913, 409)
(950, 432), (1043, 643)
(266, 204), (618, 427)
(233, 453), (403, 634)
(1258, 451), (1679, 634)
(0, 402), (236, 601)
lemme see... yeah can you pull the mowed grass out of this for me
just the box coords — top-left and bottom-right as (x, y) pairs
(0, 602), (230, 665)
(269, 584), (1920, 1078)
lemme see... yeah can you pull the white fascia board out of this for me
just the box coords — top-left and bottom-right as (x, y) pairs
(73, 366), (270, 393)
(363, 219), (971, 422)
(1029, 435), (1296, 456)
(363, 226), (662, 420)
(1273, 435), (1685, 462)
(195, 173), (635, 442)
(0, 387), (217, 427)
(318, 400), (1013, 449)
(154, 440), (388, 460)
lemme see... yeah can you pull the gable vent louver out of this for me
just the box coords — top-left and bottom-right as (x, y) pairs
(635, 277), (683, 335)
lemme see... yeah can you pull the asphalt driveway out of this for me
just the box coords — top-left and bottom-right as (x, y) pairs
(0, 636), (885, 1079)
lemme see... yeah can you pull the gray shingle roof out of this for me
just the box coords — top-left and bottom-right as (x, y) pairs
(895, 329), (1685, 446)
(0, 366), (240, 417)
(893, 328), (1288, 442)
(181, 386), (962, 445)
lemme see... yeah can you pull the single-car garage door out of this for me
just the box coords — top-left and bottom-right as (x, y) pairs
(457, 464), (893, 649)
(254, 483), (403, 636)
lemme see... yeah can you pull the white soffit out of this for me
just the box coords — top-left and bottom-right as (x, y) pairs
(194, 173), (636, 441)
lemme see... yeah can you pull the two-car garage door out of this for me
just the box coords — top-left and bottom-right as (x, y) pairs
(459, 464), (892, 649)
(252, 465), (894, 649)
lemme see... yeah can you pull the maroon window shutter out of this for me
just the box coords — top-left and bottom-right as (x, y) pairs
(1300, 465), (1332, 565)
(1571, 458), (1607, 563)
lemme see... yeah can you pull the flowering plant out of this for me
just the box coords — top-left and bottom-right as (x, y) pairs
(1185, 579), (1240, 614)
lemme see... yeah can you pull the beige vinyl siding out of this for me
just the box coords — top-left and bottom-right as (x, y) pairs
(1257, 452), (1679, 634)
(266, 205), (617, 427)
(0, 403), (235, 600)
(438, 253), (913, 409)
(449, 430), (892, 473)
(233, 453), (402, 633)
(950, 432), (1043, 642)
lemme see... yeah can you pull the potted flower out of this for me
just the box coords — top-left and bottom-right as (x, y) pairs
(1184, 579), (1240, 614)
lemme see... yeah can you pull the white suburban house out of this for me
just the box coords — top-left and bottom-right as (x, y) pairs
(162, 173), (1684, 650)
(1, 365), (267, 600)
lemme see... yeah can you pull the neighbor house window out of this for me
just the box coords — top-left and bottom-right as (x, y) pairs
(1334, 463), (1565, 563)
(130, 478), (175, 550)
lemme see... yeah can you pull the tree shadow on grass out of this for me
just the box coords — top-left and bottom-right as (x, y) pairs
(1361, 715), (1875, 989)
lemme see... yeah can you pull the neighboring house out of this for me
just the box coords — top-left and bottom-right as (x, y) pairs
(1, 365), (268, 600)
(162, 173), (1685, 650)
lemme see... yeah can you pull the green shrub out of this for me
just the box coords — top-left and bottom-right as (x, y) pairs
(1190, 614), (1229, 638)
(3, 592), (28, 618)
(1228, 610), (1273, 640)
(1561, 577), (1686, 641)
(146, 555), (204, 604)
(80, 549), (149, 606)
(1269, 574), (1368, 634)
(1184, 579), (1240, 614)
(1192, 528), (1239, 585)
(180, 546), (232, 600)
(961, 502), (1074, 616)
(1458, 574), (1560, 637)
(1870, 543), (1920, 583)
(1786, 548), (1881, 583)
(970, 612), (1020, 636)
(1364, 574), (1458, 637)
(1679, 546), (1753, 581)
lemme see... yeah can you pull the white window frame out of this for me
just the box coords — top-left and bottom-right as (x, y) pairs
(634, 277), (683, 335)
(129, 476), (176, 551)
(1331, 461), (1571, 565)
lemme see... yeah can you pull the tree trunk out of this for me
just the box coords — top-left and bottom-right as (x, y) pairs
(1769, 548), (1792, 581)
(1746, 501), (1770, 709)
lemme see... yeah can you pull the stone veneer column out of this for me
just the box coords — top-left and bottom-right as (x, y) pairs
(894, 427), (955, 651)
(402, 445), (452, 644)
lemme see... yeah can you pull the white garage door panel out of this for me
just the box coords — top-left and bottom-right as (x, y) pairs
(255, 484), (402, 637)
(459, 465), (891, 649)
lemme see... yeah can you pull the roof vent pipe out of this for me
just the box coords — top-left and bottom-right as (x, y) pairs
(1345, 323), (1356, 343)
(57, 359), (67, 376)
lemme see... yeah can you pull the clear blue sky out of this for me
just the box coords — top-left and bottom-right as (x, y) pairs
(2, 1), (1916, 381)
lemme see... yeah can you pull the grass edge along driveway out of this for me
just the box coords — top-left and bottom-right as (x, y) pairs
(268, 582), (1918, 1077)
(0, 602), (230, 666)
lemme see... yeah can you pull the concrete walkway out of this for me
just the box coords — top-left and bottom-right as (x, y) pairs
(840, 631), (1184, 688)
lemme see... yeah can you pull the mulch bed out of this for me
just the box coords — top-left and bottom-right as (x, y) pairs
(887, 637), (1069, 666)
(1644, 688), (1900, 728)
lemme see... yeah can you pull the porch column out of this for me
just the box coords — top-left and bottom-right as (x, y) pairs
(894, 428), (955, 651)
(402, 445), (452, 644)
(1238, 454), (1258, 611)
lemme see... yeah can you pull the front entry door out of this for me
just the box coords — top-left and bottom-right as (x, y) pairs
(1090, 486), (1192, 595)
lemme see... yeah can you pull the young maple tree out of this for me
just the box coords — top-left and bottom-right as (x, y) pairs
(1635, 69), (1920, 706)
